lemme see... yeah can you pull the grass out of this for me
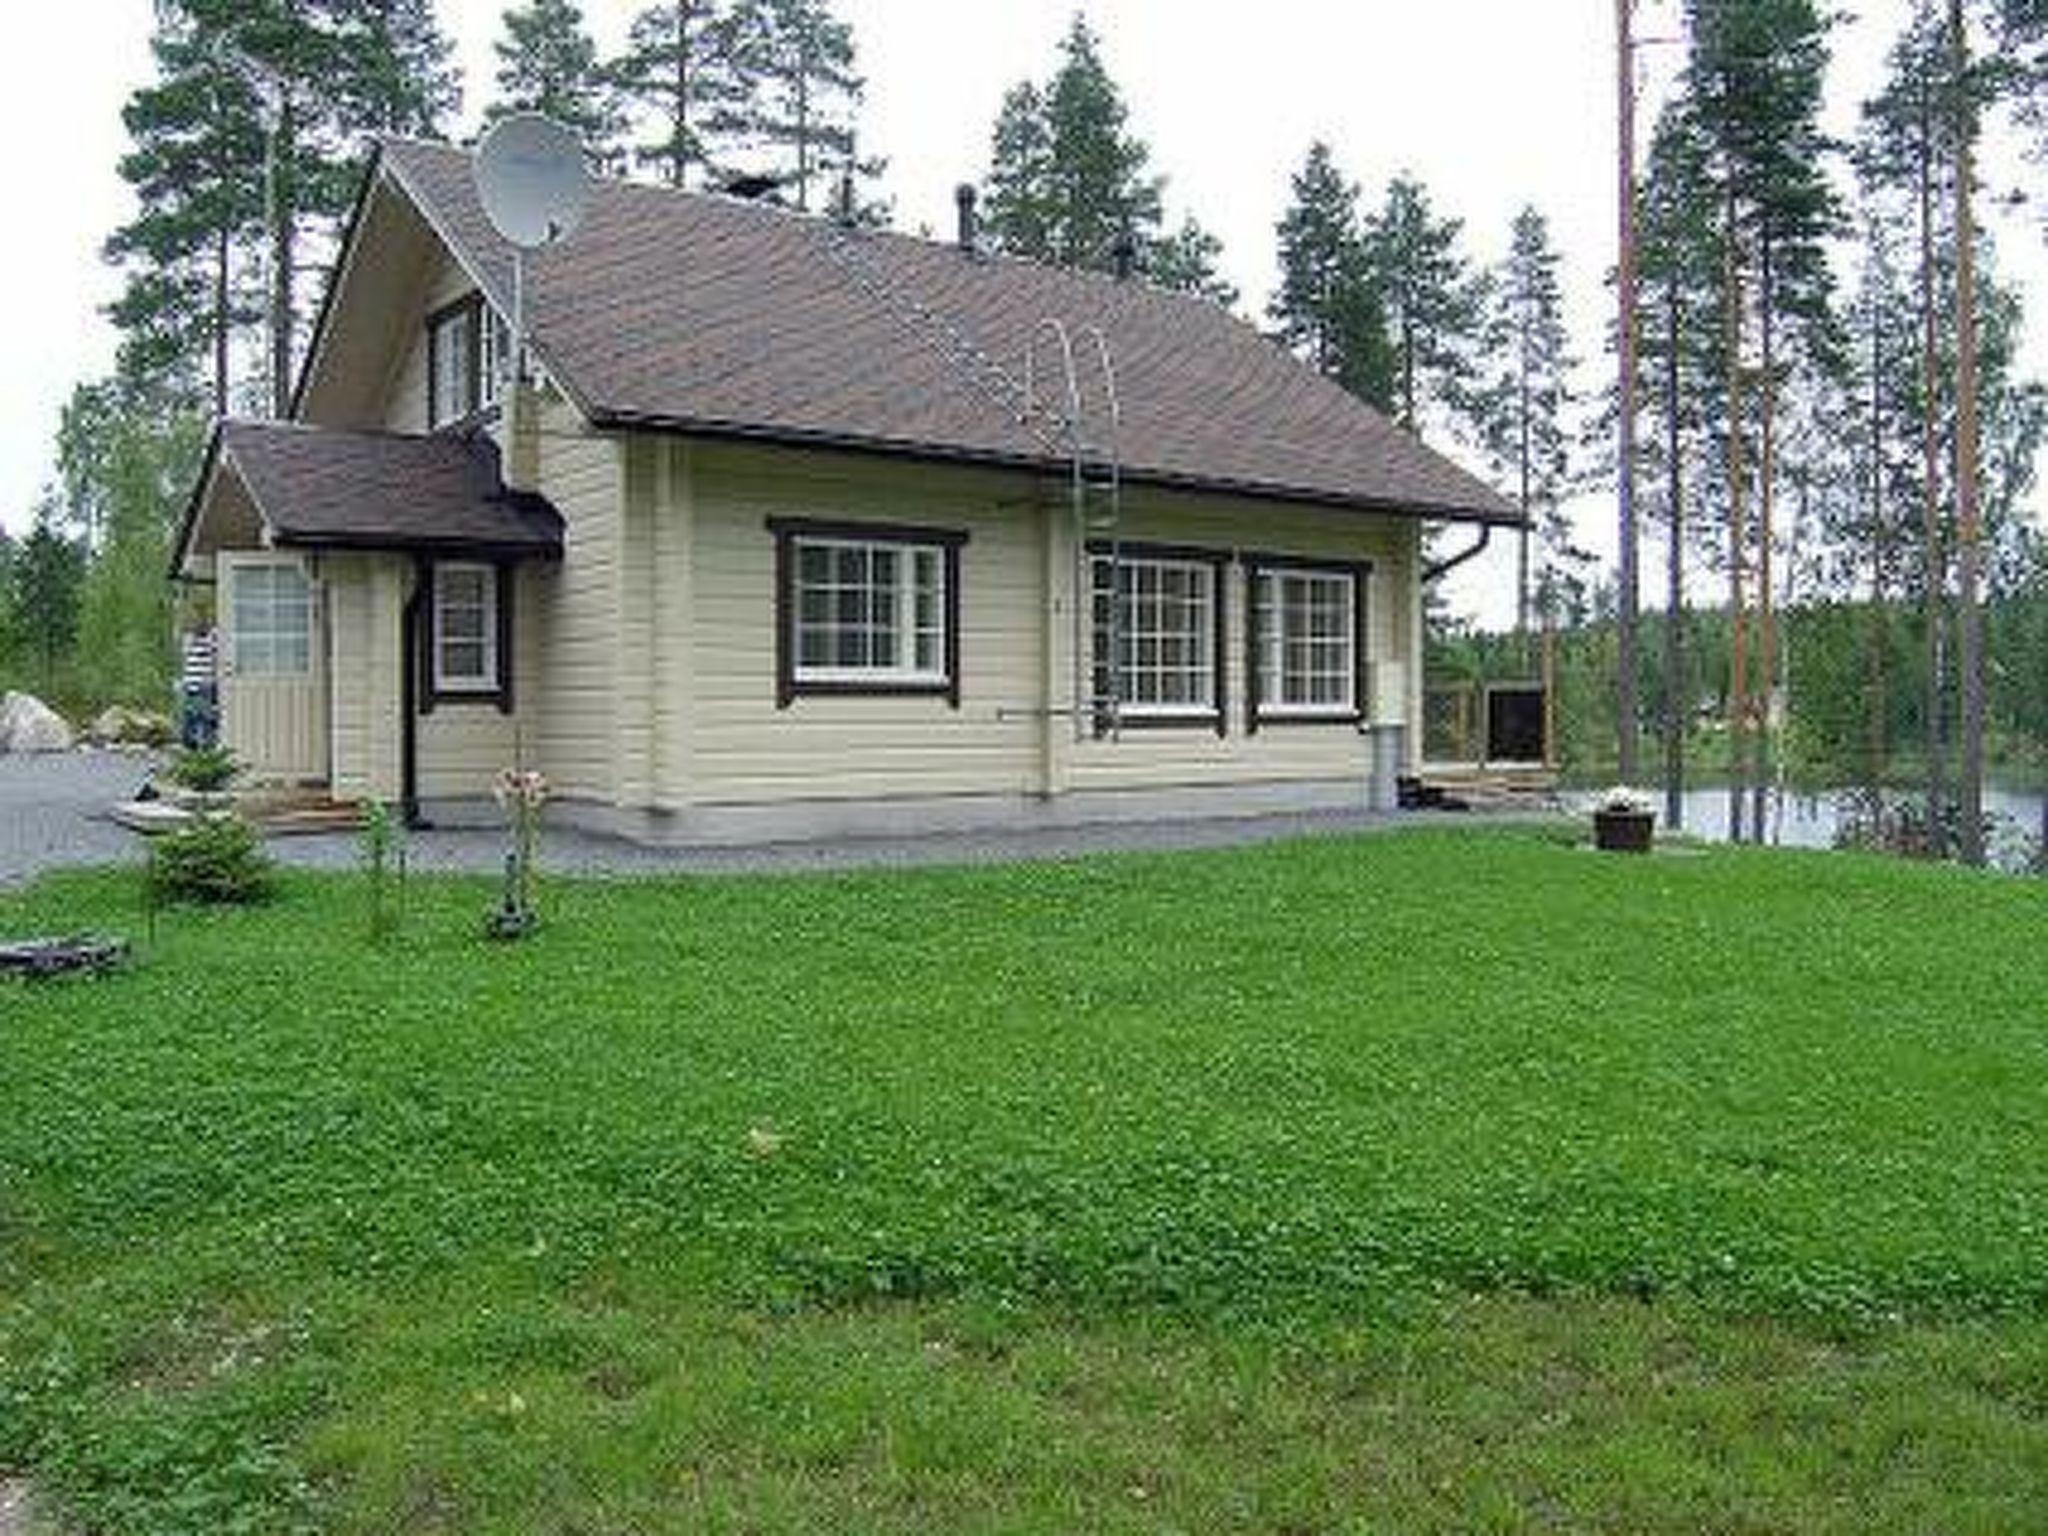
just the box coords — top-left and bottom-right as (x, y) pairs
(2, 827), (2046, 1530)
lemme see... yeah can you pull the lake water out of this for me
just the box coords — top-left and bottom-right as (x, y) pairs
(1560, 783), (2047, 861)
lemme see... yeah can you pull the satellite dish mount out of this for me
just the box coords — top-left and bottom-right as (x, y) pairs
(473, 113), (591, 390)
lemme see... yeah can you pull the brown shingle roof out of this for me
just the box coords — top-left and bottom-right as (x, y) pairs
(379, 138), (1519, 526)
(211, 420), (563, 557)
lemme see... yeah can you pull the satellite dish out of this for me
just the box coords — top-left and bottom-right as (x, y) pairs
(474, 113), (590, 249)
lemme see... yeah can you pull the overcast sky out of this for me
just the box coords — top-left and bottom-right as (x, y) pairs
(2, 1), (2042, 625)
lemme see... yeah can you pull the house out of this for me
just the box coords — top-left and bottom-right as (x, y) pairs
(172, 138), (1519, 844)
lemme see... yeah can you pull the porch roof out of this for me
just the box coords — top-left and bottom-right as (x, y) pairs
(175, 420), (564, 573)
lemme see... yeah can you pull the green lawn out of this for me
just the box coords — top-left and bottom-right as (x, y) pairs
(3, 828), (2047, 1531)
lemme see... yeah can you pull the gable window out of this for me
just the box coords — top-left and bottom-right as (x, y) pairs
(767, 518), (967, 707)
(1246, 556), (1368, 730)
(1089, 545), (1227, 734)
(426, 296), (510, 429)
(431, 562), (499, 695)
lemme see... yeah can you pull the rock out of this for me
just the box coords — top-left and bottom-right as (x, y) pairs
(87, 704), (173, 747)
(0, 691), (75, 754)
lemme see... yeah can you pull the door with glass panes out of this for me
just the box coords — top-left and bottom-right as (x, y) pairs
(219, 553), (327, 782)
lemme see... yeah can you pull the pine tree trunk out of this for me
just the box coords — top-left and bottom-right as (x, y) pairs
(269, 92), (296, 420)
(671, 0), (690, 188)
(1725, 185), (1748, 844)
(213, 222), (231, 422)
(1615, 0), (1641, 784)
(1952, 0), (1985, 865)
(1918, 50), (1947, 847)
(1868, 302), (1889, 789)
(1753, 234), (1777, 842)
(1664, 274), (1685, 832)
(1517, 357), (1531, 649)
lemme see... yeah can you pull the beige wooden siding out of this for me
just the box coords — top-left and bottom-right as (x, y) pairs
(683, 445), (1042, 805)
(674, 444), (1418, 807)
(530, 394), (622, 801)
(1066, 490), (1414, 792)
(325, 554), (406, 803)
(375, 249), (481, 433)
(415, 563), (546, 800)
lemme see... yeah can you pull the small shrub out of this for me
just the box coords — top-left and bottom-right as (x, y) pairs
(167, 744), (241, 793)
(148, 814), (274, 906)
(358, 800), (406, 942)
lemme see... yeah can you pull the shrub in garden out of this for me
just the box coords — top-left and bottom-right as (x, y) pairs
(148, 814), (274, 905)
(359, 800), (406, 942)
(166, 743), (241, 793)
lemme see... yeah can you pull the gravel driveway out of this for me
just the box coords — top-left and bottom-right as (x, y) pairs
(0, 750), (158, 887)
(1, 748), (1453, 886)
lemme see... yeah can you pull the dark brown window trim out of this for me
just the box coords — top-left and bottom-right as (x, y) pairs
(417, 560), (516, 716)
(767, 516), (969, 710)
(1085, 539), (1229, 738)
(1243, 553), (1371, 735)
(425, 292), (482, 431)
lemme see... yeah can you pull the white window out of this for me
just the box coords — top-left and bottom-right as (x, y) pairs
(792, 537), (947, 682)
(433, 563), (498, 693)
(1092, 554), (1216, 717)
(428, 306), (473, 429)
(478, 312), (510, 409)
(1255, 566), (1358, 716)
(231, 563), (311, 677)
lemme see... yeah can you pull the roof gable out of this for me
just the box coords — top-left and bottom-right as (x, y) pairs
(364, 138), (1516, 525)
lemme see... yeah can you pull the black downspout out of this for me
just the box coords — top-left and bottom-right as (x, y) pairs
(400, 562), (424, 828)
(1421, 523), (1494, 584)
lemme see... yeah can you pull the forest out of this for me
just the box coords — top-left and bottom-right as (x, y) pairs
(1, 0), (2044, 866)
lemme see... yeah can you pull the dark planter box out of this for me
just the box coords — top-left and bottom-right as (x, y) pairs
(1593, 808), (1655, 853)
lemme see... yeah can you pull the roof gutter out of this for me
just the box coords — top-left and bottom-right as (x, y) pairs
(1421, 523), (1492, 583)
(586, 407), (1526, 528)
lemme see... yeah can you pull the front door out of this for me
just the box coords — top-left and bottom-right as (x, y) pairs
(220, 553), (328, 783)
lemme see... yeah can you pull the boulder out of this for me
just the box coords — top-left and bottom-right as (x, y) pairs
(0, 692), (74, 754)
(87, 704), (173, 748)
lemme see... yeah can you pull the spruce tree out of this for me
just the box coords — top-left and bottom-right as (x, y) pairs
(612, 1), (746, 187)
(1475, 206), (1578, 645)
(1148, 216), (1237, 307)
(6, 498), (86, 699)
(1267, 141), (1393, 410)
(983, 82), (1057, 260)
(1363, 173), (1487, 437)
(489, 0), (624, 155)
(983, 16), (1209, 280)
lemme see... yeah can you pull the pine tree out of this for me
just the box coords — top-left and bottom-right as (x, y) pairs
(107, 0), (462, 420)
(103, 3), (268, 416)
(612, 0), (746, 187)
(489, 0), (624, 155)
(1684, 0), (1840, 837)
(724, 0), (880, 213)
(1637, 97), (1721, 825)
(1475, 206), (1578, 646)
(1363, 173), (1487, 437)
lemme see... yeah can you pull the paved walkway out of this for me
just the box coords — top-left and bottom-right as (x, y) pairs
(1, 748), (1510, 886)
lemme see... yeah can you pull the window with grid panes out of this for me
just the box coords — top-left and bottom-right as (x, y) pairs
(792, 538), (947, 682)
(1090, 555), (1215, 717)
(1255, 567), (1356, 714)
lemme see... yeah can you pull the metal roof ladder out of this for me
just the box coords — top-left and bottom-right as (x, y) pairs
(1025, 319), (1123, 742)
